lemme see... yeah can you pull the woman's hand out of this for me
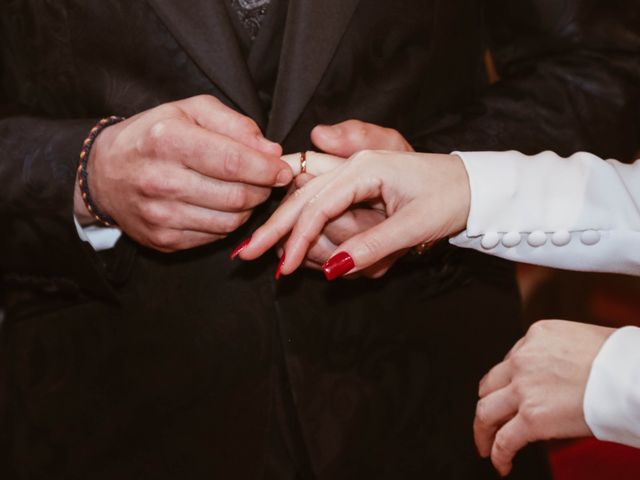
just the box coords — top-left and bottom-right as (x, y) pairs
(283, 121), (413, 278)
(239, 149), (471, 279)
(475, 320), (615, 477)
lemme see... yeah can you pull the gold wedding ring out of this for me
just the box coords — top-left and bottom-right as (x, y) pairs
(413, 240), (436, 256)
(300, 151), (307, 174)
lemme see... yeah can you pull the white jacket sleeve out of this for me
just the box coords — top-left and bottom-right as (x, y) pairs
(449, 150), (640, 276)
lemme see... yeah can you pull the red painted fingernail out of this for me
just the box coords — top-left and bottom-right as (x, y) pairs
(275, 254), (286, 280)
(230, 237), (252, 260)
(322, 252), (355, 281)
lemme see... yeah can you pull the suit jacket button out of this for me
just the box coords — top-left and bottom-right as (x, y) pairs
(581, 230), (601, 245)
(481, 232), (500, 249)
(527, 231), (547, 247)
(502, 231), (522, 248)
(551, 230), (571, 246)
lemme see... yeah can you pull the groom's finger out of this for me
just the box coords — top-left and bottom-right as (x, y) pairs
(311, 120), (413, 157)
(282, 152), (346, 176)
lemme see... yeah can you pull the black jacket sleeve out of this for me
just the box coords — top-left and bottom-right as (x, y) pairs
(0, 15), (115, 300)
(412, 0), (640, 161)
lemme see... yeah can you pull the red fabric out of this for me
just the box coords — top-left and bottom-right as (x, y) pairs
(549, 439), (640, 480)
(547, 277), (640, 479)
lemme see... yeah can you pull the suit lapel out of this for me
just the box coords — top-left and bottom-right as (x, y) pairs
(146, 0), (266, 125)
(267, 0), (361, 142)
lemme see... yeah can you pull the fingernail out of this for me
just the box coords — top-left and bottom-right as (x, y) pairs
(275, 253), (286, 280)
(276, 169), (293, 186)
(230, 237), (252, 260)
(322, 252), (354, 281)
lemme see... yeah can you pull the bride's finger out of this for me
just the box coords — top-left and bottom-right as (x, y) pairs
(294, 172), (315, 189)
(239, 170), (341, 259)
(321, 206), (428, 279)
(279, 170), (387, 275)
(282, 151), (347, 176)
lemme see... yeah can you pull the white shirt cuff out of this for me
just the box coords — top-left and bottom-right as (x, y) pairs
(74, 216), (122, 251)
(451, 150), (518, 237)
(584, 326), (640, 448)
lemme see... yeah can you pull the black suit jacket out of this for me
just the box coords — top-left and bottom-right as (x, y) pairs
(1, 1), (639, 479)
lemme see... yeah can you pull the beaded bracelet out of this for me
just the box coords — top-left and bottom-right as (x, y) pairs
(76, 115), (125, 227)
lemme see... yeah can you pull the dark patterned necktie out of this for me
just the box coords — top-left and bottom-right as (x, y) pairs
(229, 0), (272, 41)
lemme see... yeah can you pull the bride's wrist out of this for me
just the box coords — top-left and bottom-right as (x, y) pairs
(448, 154), (471, 234)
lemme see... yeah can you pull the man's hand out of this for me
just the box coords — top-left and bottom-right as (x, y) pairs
(292, 120), (414, 278)
(74, 95), (291, 252)
(474, 320), (615, 477)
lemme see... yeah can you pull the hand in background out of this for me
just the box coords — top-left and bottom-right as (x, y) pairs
(280, 120), (415, 278)
(74, 95), (291, 252)
(239, 148), (470, 280)
(474, 320), (614, 477)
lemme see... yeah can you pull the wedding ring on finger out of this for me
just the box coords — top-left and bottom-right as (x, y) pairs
(300, 151), (307, 174)
(413, 240), (437, 256)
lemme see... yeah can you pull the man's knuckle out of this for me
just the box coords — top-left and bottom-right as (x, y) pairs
(519, 406), (537, 426)
(522, 401), (548, 428)
(510, 353), (529, 373)
(138, 176), (160, 197)
(528, 320), (550, 336)
(163, 177), (181, 196)
(135, 135), (148, 156)
(234, 115), (259, 134)
(510, 378), (530, 400)
(343, 119), (363, 130)
(493, 432), (512, 456)
(256, 187), (271, 204)
(193, 94), (220, 108)
(139, 174), (179, 199)
(141, 203), (171, 226)
(145, 121), (176, 155)
(217, 214), (244, 234)
(222, 148), (242, 178)
(475, 400), (489, 425)
(225, 186), (249, 210)
(150, 229), (180, 250)
(351, 122), (369, 141)
(155, 104), (183, 120)
(150, 176), (179, 198)
(384, 127), (402, 140)
(149, 120), (169, 141)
